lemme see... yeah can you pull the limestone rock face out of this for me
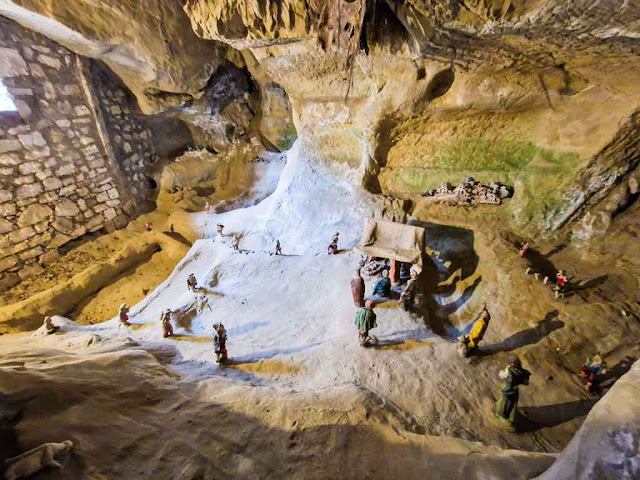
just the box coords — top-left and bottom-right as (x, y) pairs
(0, 0), (224, 113)
(535, 360), (640, 480)
(185, 0), (640, 232)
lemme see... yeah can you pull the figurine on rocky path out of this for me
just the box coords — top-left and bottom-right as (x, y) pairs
(327, 232), (339, 255)
(187, 273), (198, 292)
(43, 316), (59, 335)
(355, 300), (377, 347)
(161, 309), (174, 338)
(554, 270), (568, 299)
(118, 303), (131, 326)
(519, 241), (529, 258)
(400, 270), (419, 310)
(580, 353), (607, 392)
(213, 323), (228, 364)
(350, 268), (365, 307)
(275, 239), (282, 255)
(496, 356), (531, 431)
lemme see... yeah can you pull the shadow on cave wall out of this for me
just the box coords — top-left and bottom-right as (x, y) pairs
(408, 221), (480, 337)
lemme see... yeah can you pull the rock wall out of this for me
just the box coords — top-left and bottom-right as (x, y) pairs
(535, 360), (640, 480)
(185, 0), (640, 233)
(0, 16), (157, 288)
(90, 61), (158, 205)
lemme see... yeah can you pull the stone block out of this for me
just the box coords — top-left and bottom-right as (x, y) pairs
(86, 215), (104, 232)
(28, 63), (45, 77)
(55, 164), (75, 176)
(24, 147), (51, 160)
(9, 225), (36, 244)
(0, 47), (28, 77)
(14, 99), (32, 120)
(48, 233), (71, 249)
(37, 54), (61, 69)
(0, 218), (13, 234)
(0, 167), (14, 176)
(18, 203), (52, 227)
(51, 216), (74, 234)
(0, 190), (13, 203)
(19, 246), (43, 261)
(0, 255), (18, 273)
(55, 198), (80, 217)
(70, 225), (86, 238)
(59, 184), (77, 196)
(18, 131), (47, 149)
(107, 188), (120, 199)
(33, 221), (49, 234)
(28, 231), (52, 247)
(35, 170), (53, 180)
(55, 119), (71, 128)
(0, 140), (21, 154)
(96, 191), (109, 203)
(43, 177), (63, 191)
(0, 203), (16, 216)
(106, 199), (121, 208)
(77, 198), (86, 210)
(7, 125), (29, 135)
(16, 182), (43, 199)
(62, 176), (75, 186)
(61, 84), (81, 96)
(103, 207), (117, 220)
(75, 105), (91, 116)
(18, 161), (42, 175)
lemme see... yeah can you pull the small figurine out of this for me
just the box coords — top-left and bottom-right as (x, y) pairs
(216, 223), (225, 236)
(275, 239), (282, 255)
(43, 316), (59, 335)
(213, 323), (228, 364)
(519, 241), (529, 258)
(4, 440), (73, 480)
(118, 303), (131, 326)
(144, 222), (152, 232)
(327, 232), (339, 255)
(204, 201), (211, 214)
(161, 309), (174, 338)
(187, 273), (198, 292)
(231, 234), (239, 252)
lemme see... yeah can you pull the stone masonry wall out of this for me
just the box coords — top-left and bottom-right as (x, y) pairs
(91, 61), (158, 205)
(0, 16), (157, 288)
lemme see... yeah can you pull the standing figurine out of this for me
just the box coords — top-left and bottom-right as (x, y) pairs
(496, 356), (531, 430)
(328, 232), (339, 255)
(519, 241), (529, 258)
(204, 201), (210, 214)
(355, 300), (377, 347)
(275, 240), (282, 255)
(43, 316), (59, 335)
(350, 268), (365, 307)
(161, 309), (174, 338)
(187, 273), (198, 292)
(231, 234), (239, 252)
(555, 270), (567, 299)
(580, 353), (607, 392)
(400, 270), (419, 310)
(213, 323), (228, 364)
(119, 303), (131, 326)
(144, 222), (152, 232)
(216, 223), (225, 236)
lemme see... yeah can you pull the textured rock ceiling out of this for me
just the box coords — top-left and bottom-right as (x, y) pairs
(0, 0), (224, 113)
